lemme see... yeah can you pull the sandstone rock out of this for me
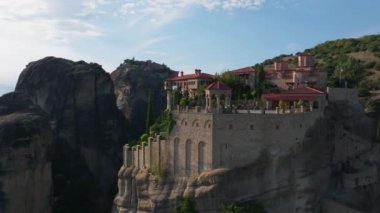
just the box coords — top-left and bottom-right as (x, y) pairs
(111, 59), (177, 138)
(15, 57), (127, 213)
(0, 92), (52, 213)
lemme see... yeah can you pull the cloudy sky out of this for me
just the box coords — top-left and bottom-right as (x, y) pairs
(0, 0), (379, 94)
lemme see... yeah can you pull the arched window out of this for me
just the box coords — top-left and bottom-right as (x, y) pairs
(181, 119), (188, 126)
(174, 138), (180, 175)
(204, 120), (212, 129)
(198, 142), (205, 173)
(192, 119), (200, 128)
(185, 139), (192, 175)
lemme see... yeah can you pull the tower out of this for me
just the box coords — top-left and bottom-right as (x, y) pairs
(298, 52), (315, 67)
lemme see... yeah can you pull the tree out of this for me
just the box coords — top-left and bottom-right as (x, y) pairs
(333, 56), (365, 87)
(223, 200), (267, 213)
(173, 89), (182, 105)
(196, 84), (206, 105)
(146, 93), (154, 133)
(254, 65), (265, 99)
(173, 197), (198, 213)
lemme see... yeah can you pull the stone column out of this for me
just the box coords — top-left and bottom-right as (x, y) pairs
(205, 95), (209, 112)
(266, 101), (270, 110)
(148, 137), (153, 169)
(123, 144), (130, 167)
(136, 145), (140, 168)
(216, 94), (221, 113)
(141, 142), (147, 169)
(166, 89), (172, 111)
(309, 101), (313, 112)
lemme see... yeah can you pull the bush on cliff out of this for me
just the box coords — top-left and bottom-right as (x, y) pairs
(172, 197), (198, 213)
(223, 200), (267, 213)
(149, 110), (173, 137)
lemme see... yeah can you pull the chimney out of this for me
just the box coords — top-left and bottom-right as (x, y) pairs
(180, 71), (184, 77)
(195, 69), (201, 76)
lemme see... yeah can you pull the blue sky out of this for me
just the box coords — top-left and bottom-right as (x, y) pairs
(0, 0), (379, 95)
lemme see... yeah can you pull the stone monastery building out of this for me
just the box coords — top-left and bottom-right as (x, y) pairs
(116, 53), (380, 213)
(122, 53), (331, 177)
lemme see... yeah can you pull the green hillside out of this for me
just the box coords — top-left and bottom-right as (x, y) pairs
(308, 34), (380, 92)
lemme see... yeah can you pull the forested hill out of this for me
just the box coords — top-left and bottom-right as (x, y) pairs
(260, 34), (380, 110)
(308, 34), (380, 89)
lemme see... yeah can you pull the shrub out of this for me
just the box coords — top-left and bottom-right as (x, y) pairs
(150, 111), (174, 137)
(140, 133), (148, 142)
(223, 200), (267, 213)
(374, 62), (380, 70)
(173, 197), (198, 213)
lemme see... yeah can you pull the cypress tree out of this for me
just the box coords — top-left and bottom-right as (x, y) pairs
(254, 64), (265, 99)
(146, 92), (154, 134)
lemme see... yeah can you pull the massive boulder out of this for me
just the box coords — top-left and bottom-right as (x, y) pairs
(15, 57), (127, 213)
(111, 59), (177, 138)
(0, 92), (52, 213)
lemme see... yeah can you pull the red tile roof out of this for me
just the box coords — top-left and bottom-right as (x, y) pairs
(262, 87), (324, 101)
(281, 87), (324, 94)
(231, 66), (255, 75)
(167, 72), (213, 81)
(206, 81), (231, 90)
(262, 94), (318, 101)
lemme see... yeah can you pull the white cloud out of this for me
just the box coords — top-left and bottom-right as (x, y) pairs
(118, 0), (266, 27)
(0, 0), (106, 93)
(0, 0), (267, 94)
(222, 0), (265, 9)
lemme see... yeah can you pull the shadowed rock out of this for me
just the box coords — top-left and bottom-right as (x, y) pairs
(0, 92), (52, 213)
(15, 57), (127, 213)
(111, 59), (177, 138)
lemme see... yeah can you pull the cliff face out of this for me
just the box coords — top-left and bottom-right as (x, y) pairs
(114, 99), (380, 212)
(111, 60), (177, 138)
(15, 57), (127, 213)
(0, 92), (52, 213)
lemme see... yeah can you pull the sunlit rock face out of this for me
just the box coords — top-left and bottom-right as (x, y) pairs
(15, 57), (127, 213)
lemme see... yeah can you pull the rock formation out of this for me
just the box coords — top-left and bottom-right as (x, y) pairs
(13, 57), (127, 213)
(114, 96), (380, 212)
(0, 92), (52, 213)
(111, 59), (177, 138)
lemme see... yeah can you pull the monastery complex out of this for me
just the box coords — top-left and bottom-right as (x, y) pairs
(122, 53), (336, 175)
(115, 53), (379, 213)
